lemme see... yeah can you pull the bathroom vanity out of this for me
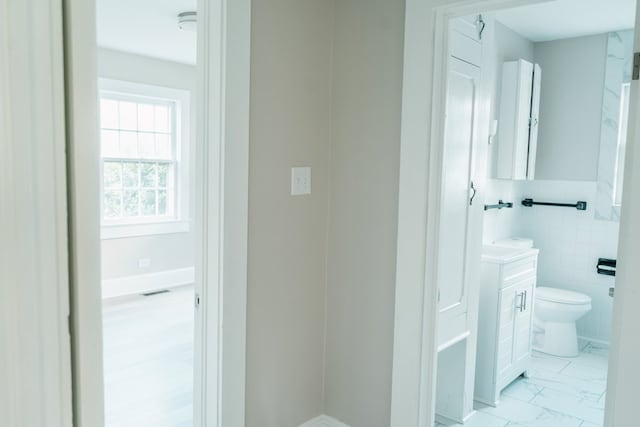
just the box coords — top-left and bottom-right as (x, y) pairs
(474, 244), (539, 406)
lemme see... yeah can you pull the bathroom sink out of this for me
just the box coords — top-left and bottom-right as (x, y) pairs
(482, 244), (538, 263)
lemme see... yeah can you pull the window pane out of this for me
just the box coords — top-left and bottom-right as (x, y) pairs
(142, 190), (156, 215)
(123, 190), (139, 217)
(138, 133), (155, 158)
(158, 163), (170, 187)
(99, 90), (181, 224)
(137, 103), (155, 132)
(122, 162), (139, 188)
(100, 99), (119, 129)
(104, 191), (122, 218)
(120, 131), (138, 158)
(158, 190), (167, 215)
(154, 105), (171, 132)
(155, 134), (172, 159)
(141, 163), (157, 188)
(119, 101), (137, 131)
(101, 130), (120, 158)
(103, 162), (122, 189)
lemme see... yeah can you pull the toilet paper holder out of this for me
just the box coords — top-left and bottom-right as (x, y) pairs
(597, 258), (616, 277)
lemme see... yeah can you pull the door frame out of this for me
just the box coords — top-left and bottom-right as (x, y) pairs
(390, 0), (640, 426)
(0, 0), (73, 425)
(63, 0), (251, 426)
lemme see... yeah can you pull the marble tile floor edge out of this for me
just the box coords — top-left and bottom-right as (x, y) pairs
(435, 342), (608, 427)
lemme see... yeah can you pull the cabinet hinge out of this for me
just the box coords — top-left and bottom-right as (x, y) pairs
(475, 14), (486, 40)
(633, 52), (640, 81)
(195, 293), (201, 309)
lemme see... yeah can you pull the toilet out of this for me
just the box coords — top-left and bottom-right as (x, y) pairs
(492, 237), (593, 358)
(533, 287), (592, 357)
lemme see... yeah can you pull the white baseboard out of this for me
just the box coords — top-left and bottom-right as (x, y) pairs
(578, 336), (610, 348)
(102, 267), (195, 299)
(435, 409), (476, 425)
(299, 415), (350, 427)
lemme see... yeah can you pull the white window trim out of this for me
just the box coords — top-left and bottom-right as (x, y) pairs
(98, 78), (192, 239)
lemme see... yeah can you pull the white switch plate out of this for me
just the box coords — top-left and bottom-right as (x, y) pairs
(291, 167), (311, 196)
(138, 258), (151, 268)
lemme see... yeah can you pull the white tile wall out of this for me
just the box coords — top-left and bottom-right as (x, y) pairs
(482, 180), (618, 344)
(483, 179), (523, 245)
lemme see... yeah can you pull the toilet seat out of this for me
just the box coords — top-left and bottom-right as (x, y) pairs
(537, 287), (591, 305)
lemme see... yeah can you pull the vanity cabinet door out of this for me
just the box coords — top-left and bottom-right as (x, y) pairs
(514, 279), (535, 364)
(497, 286), (517, 378)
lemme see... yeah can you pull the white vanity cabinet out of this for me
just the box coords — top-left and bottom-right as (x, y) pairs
(474, 246), (539, 406)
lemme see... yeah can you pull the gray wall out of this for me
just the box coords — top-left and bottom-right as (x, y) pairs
(324, 0), (405, 426)
(534, 34), (607, 181)
(98, 49), (196, 280)
(245, 0), (332, 425)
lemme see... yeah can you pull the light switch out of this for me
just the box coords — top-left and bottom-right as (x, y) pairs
(291, 167), (311, 196)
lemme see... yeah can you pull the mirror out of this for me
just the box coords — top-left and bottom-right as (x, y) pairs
(492, 29), (633, 217)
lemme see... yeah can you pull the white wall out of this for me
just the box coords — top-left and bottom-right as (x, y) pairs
(515, 180), (618, 344)
(97, 49), (196, 284)
(324, 0), (405, 426)
(245, 0), (332, 425)
(534, 34), (608, 181)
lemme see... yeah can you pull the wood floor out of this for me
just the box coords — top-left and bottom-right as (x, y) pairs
(102, 286), (194, 427)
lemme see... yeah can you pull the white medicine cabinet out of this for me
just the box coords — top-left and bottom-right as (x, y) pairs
(496, 59), (541, 180)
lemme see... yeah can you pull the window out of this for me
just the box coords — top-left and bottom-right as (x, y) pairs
(99, 79), (191, 238)
(613, 82), (630, 207)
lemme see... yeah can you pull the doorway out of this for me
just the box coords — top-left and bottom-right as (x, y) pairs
(63, 0), (250, 425)
(391, 0), (640, 426)
(95, 3), (199, 423)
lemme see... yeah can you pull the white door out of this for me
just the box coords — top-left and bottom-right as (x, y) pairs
(437, 29), (483, 348)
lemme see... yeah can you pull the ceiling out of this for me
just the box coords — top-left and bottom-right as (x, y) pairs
(495, 0), (636, 42)
(97, 0), (197, 65)
(97, 0), (635, 63)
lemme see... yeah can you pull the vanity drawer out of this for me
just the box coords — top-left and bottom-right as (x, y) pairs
(502, 256), (537, 286)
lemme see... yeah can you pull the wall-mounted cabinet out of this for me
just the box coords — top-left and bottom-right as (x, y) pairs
(496, 59), (541, 180)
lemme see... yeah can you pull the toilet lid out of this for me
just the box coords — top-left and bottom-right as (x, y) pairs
(536, 287), (591, 305)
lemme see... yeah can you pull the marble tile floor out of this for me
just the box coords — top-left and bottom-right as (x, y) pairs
(436, 341), (609, 427)
(102, 285), (195, 427)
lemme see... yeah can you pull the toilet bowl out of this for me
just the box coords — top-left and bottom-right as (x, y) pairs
(533, 287), (592, 357)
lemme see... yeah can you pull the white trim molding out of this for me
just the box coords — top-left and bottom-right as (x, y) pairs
(101, 220), (190, 240)
(101, 267), (195, 299)
(194, 0), (251, 425)
(299, 415), (351, 427)
(64, 0), (251, 426)
(1, 0), (73, 425)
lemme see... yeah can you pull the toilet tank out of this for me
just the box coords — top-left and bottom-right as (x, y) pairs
(493, 237), (534, 248)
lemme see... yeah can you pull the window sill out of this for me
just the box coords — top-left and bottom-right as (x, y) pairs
(101, 220), (190, 240)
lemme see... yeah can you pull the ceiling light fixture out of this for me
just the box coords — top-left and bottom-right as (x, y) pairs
(178, 11), (197, 32)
